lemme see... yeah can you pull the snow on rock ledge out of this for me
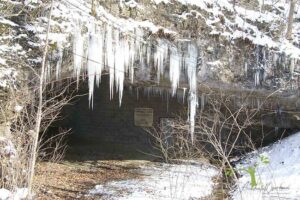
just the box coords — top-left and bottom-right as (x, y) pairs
(232, 132), (300, 200)
(87, 161), (219, 200)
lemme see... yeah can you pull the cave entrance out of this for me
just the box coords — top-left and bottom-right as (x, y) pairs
(46, 76), (185, 161)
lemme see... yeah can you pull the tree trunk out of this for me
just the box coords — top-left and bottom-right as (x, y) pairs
(27, 0), (53, 196)
(286, 0), (296, 40)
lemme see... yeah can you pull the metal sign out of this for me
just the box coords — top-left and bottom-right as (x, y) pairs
(134, 108), (153, 127)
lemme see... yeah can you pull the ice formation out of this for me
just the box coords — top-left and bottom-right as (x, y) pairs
(87, 29), (103, 108)
(182, 87), (187, 103)
(55, 43), (63, 80)
(114, 31), (125, 106)
(169, 47), (181, 96)
(185, 44), (198, 142)
(73, 30), (84, 85)
(71, 22), (201, 140)
(105, 25), (115, 100)
(129, 37), (136, 83)
(154, 39), (169, 83)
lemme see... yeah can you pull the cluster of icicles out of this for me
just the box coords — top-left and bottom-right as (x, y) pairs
(71, 23), (199, 141)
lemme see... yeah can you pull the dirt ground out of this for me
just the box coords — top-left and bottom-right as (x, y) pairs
(33, 160), (144, 199)
(33, 160), (226, 200)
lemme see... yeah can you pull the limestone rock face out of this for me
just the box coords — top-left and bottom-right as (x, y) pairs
(0, 0), (299, 91)
(0, 0), (299, 107)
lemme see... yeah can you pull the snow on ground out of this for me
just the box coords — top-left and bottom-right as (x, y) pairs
(88, 161), (219, 200)
(0, 188), (28, 200)
(232, 132), (300, 200)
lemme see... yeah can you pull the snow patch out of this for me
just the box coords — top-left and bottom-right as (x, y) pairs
(14, 105), (23, 112)
(0, 188), (28, 200)
(232, 132), (300, 200)
(0, 58), (6, 66)
(0, 188), (11, 200)
(88, 162), (219, 200)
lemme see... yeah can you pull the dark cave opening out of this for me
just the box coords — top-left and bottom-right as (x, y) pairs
(43, 76), (185, 161)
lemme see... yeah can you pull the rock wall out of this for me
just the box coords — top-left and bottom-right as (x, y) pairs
(1, 0), (300, 148)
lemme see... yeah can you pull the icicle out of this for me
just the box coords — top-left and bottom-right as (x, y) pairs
(255, 68), (260, 87)
(73, 30), (84, 85)
(244, 62), (248, 76)
(273, 53), (278, 68)
(183, 87), (187, 104)
(185, 43), (198, 143)
(129, 36), (135, 83)
(154, 39), (168, 83)
(55, 43), (63, 80)
(169, 46), (181, 96)
(114, 32), (125, 106)
(147, 44), (151, 66)
(87, 31), (103, 108)
(290, 58), (295, 76)
(189, 93), (197, 142)
(95, 29), (104, 87)
(106, 25), (115, 100)
(136, 29), (144, 63)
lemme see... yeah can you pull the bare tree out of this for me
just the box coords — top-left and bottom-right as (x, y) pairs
(27, 0), (54, 195)
(286, 0), (296, 40)
(147, 90), (277, 198)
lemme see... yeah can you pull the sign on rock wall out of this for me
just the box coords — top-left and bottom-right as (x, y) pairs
(134, 108), (153, 127)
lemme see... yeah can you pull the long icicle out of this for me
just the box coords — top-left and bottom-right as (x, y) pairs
(106, 25), (115, 100)
(55, 42), (63, 80)
(87, 23), (103, 108)
(95, 28), (104, 87)
(114, 32), (125, 106)
(186, 43), (198, 143)
(154, 39), (168, 83)
(73, 29), (84, 87)
(169, 46), (181, 96)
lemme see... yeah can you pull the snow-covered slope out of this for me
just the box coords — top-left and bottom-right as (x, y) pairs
(153, 0), (300, 57)
(232, 132), (300, 200)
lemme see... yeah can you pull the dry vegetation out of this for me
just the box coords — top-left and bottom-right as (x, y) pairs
(34, 160), (143, 199)
(146, 90), (276, 198)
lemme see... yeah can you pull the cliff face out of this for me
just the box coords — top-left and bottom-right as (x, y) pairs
(0, 0), (300, 131)
(1, 0), (299, 90)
